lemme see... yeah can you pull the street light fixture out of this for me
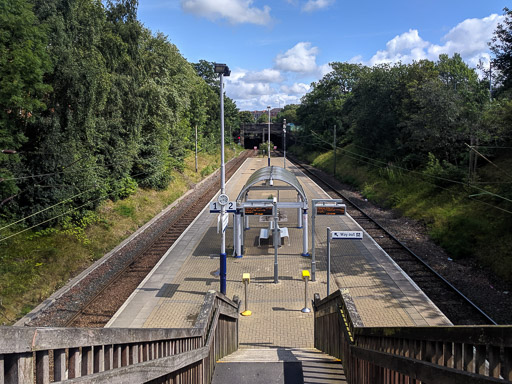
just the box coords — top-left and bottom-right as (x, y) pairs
(267, 106), (271, 167)
(214, 63), (231, 77)
(214, 62), (230, 295)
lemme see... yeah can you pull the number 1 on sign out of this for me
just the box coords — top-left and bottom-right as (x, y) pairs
(210, 202), (220, 212)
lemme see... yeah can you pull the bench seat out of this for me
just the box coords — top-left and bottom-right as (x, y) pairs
(258, 228), (269, 246)
(258, 227), (289, 246)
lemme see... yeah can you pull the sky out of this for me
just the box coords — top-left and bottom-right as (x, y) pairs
(137, 0), (506, 111)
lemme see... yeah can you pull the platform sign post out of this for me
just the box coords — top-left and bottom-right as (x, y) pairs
(328, 229), (363, 296)
(273, 198), (279, 284)
(327, 227), (331, 296)
(311, 199), (345, 282)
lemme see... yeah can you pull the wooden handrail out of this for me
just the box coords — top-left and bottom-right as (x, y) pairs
(314, 290), (512, 383)
(0, 290), (239, 384)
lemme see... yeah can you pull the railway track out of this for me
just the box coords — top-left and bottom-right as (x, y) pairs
(289, 155), (497, 326)
(62, 151), (251, 327)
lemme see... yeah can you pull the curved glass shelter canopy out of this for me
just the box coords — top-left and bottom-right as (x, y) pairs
(236, 165), (307, 204)
(233, 166), (309, 258)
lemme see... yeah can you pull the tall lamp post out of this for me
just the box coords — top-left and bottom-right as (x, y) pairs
(214, 63), (231, 295)
(267, 106), (271, 166)
(283, 119), (286, 169)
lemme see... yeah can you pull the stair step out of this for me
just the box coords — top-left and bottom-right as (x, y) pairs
(212, 348), (346, 384)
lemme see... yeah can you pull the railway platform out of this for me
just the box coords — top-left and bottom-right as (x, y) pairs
(107, 156), (451, 348)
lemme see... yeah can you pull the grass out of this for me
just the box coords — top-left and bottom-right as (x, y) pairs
(0, 146), (243, 325)
(293, 144), (512, 284)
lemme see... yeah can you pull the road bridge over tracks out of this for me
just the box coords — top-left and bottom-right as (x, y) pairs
(241, 123), (290, 149)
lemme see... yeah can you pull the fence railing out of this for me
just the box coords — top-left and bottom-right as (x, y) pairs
(314, 290), (512, 384)
(1, 290), (239, 384)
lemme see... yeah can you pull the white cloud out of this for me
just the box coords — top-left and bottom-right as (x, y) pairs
(224, 67), (309, 111)
(369, 29), (428, 66)
(225, 69), (273, 101)
(224, 42), (326, 110)
(242, 69), (283, 83)
(428, 14), (503, 66)
(275, 42), (319, 73)
(281, 83), (311, 94)
(180, 0), (271, 25)
(362, 15), (504, 67)
(302, 0), (334, 12)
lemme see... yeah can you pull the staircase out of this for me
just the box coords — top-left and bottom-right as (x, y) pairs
(212, 348), (346, 384)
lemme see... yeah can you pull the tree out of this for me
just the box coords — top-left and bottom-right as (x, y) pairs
(346, 64), (406, 161)
(297, 62), (368, 151)
(0, 0), (51, 216)
(239, 111), (254, 124)
(193, 60), (219, 90)
(276, 104), (298, 124)
(257, 113), (269, 123)
(490, 7), (512, 93)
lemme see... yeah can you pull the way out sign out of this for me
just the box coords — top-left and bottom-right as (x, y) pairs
(326, 228), (363, 297)
(331, 231), (363, 240)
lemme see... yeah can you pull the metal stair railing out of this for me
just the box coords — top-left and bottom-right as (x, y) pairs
(0, 290), (240, 384)
(313, 290), (512, 384)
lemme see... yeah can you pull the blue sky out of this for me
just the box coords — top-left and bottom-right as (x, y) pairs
(137, 0), (505, 111)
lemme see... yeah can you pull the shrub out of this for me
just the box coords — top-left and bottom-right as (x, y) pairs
(423, 153), (465, 187)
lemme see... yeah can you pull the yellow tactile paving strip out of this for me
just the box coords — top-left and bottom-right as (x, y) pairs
(107, 156), (451, 350)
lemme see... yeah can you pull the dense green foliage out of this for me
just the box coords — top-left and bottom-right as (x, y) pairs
(293, 8), (512, 278)
(490, 7), (512, 94)
(296, 55), (511, 200)
(0, 0), (240, 234)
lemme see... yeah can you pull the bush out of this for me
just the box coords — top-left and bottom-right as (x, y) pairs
(423, 153), (465, 187)
(201, 164), (215, 177)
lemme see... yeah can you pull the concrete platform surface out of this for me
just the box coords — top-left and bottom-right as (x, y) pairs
(106, 157), (451, 350)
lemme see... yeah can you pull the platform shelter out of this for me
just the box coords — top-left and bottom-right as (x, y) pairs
(233, 165), (309, 257)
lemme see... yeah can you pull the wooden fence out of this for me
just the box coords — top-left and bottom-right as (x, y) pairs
(0, 291), (239, 384)
(314, 290), (512, 384)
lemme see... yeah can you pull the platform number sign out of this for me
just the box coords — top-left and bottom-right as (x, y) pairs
(226, 202), (236, 212)
(210, 201), (236, 213)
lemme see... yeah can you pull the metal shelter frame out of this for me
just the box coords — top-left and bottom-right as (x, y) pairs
(233, 166), (309, 257)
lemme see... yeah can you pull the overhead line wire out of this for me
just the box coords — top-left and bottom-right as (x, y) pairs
(0, 171), (149, 243)
(466, 143), (512, 181)
(0, 185), (99, 233)
(306, 131), (512, 211)
(0, 159), (135, 183)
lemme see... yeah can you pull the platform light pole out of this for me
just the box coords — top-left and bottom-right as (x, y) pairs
(214, 63), (231, 295)
(267, 106), (271, 166)
(283, 119), (286, 169)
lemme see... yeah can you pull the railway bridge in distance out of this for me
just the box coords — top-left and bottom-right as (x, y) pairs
(2, 155), (512, 384)
(240, 123), (291, 149)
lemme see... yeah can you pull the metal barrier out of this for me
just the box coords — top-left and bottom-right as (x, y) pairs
(314, 290), (512, 384)
(0, 291), (239, 384)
